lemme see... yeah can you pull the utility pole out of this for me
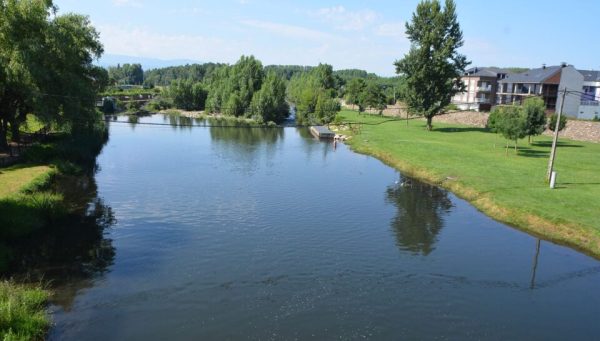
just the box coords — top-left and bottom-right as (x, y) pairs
(546, 88), (567, 182)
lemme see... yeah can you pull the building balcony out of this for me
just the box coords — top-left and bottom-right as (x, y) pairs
(581, 100), (600, 107)
(477, 85), (492, 92)
(475, 98), (491, 104)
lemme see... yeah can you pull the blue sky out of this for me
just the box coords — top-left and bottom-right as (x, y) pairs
(55, 0), (600, 76)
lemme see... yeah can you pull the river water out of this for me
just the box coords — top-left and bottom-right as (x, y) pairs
(42, 114), (599, 340)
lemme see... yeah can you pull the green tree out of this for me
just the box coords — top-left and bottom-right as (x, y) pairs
(496, 106), (527, 153)
(287, 63), (338, 124)
(250, 71), (289, 123)
(345, 78), (366, 108)
(394, 0), (469, 130)
(358, 82), (387, 114)
(548, 112), (567, 132)
(0, 0), (105, 149)
(168, 79), (207, 110)
(522, 97), (547, 143)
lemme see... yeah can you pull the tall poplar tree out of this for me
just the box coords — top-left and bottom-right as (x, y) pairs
(394, 0), (469, 130)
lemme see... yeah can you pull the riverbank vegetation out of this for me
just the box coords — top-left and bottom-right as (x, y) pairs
(1, 1), (110, 338)
(337, 110), (600, 257)
(0, 281), (49, 341)
(112, 59), (406, 125)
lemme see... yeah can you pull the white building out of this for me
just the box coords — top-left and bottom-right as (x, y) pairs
(577, 70), (600, 120)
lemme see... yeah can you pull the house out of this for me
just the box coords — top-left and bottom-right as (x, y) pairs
(578, 70), (600, 120)
(451, 67), (509, 111)
(496, 64), (583, 117)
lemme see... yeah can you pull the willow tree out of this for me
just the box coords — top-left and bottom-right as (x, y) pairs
(394, 0), (469, 130)
(0, 0), (106, 149)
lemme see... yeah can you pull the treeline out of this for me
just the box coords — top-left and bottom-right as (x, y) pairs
(0, 0), (108, 150)
(144, 63), (224, 86)
(154, 56), (290, 124)
(109, 59), (407, 125)
(107, 63), (144, 85)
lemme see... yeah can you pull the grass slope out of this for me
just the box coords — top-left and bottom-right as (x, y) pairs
(337, 110), (600, 257)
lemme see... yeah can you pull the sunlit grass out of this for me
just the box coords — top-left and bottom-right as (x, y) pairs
(337, 110), (600, 257)
(0, 281), (49, 341)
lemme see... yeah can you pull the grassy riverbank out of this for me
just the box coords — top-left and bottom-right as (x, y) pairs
(0, 281), (49, 341)
(0, 167), (54, 340)
(336, 110), (600, 257)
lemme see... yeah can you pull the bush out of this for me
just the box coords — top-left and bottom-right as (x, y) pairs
(549, 113), (567, 132)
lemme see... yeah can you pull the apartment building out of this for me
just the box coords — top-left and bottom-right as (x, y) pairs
(496, 64), (583, 117)
(451, 67), (508, 111)
(578, 70), (600, 120)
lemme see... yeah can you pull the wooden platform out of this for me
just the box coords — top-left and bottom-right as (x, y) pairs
(310, 126), (335, 139)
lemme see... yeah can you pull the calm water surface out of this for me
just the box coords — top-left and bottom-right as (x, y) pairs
(44, 114), (599, 340)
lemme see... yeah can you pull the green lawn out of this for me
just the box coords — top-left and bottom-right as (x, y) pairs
(0, 165), (53, 199)
(337, 110), (600, 257)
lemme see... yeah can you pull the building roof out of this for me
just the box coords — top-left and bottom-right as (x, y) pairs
(498, 65), (562, 84)
(578, 70), (600, 82)
(463, 67), (509, 78)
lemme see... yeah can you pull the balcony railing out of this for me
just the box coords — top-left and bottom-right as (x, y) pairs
(477, 85), (492, 92)
(581, 100), (600, 106)
(476, 98), (491, 104)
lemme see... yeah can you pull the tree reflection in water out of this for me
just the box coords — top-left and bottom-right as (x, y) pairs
(8, 174), (116, 310)
(386, 176), (453, 255)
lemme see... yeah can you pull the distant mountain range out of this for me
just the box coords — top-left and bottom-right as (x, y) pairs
(97, 54), (201, 70)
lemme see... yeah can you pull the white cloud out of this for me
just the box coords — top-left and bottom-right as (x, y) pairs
(312, 6), (378, 31)
(168, 7), (206, 16)
(374, 22), (406, 39)
(240, 19), (343, 42)
(112, 0), (142, 8)
(96, 24), (244, 63)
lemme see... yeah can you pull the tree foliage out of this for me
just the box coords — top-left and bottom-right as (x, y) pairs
(488, 105), (527, 153)
(287, 64), (339, 124)
(0, 0), (106, 149)
(522, 97), (546, 143)
(548, 112), (567, 132)
(205, 55), (264, 117)
(344, 78), (366, 107)
(250, 71), (289, 123)
(167, 79), (207, 111)
(144, 63), (224, 86)
(394, 0), (469, 130)
(358, 82), (387, 113)
(108, 63), (143, 85)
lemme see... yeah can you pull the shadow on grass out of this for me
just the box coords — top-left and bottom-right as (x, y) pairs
(517, 148), (550, 158)
(531, 141), (583, 148)
(434, 127), (489, 133)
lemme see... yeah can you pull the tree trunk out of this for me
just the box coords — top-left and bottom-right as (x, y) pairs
(0, 119), (8, 151)
(528, 135), (531, 144)
(9, 119), (20, 143)
(426, 116), (433, 131)
(514, 139), (518, 153)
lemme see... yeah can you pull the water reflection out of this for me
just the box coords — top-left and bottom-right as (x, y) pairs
(127, 115), (139, 130)
(386, 177), (453, 255)
(210, 126), (284, 145)
(164, 114), (194, 130)
(8, 174), (116, 309)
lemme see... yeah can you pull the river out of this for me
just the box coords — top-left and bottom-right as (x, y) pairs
(37, 114), (600, 340)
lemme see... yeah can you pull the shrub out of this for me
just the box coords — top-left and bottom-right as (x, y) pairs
(548, 113), (567, 132)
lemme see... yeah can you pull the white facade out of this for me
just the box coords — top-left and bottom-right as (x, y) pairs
(556, 66), (584, 118)
(578, 79), (600, 120)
